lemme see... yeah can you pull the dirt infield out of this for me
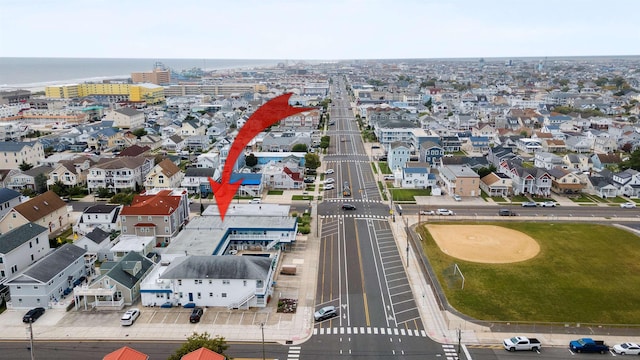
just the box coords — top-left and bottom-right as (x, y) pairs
(424, 224), (540, 264)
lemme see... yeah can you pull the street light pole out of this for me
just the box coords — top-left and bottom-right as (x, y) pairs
(28, 320), (34, 360)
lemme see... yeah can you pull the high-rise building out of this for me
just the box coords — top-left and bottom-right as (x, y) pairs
(131, 66), (171, 85)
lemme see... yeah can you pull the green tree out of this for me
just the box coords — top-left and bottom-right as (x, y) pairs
(292, 143), (308, 152)
(476, 164), (497, 178)
(319, 135), (330, 149)
(50, 180), (68, 197)
(96, 187), (112, 199)
(245, 153), (258, 167)
(132, 128), (147, 138)
(304, 153), (321, 171)
(621, 149), (640, 170)
(110, 192), (135, 205)
(35, 173), (48, 194)
(19, 161), (33, 171)
(168, 332), (229, 360)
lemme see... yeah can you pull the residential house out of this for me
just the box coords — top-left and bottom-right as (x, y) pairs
(7, 243), (86, 309)
(0, 141), (45, 169)
(110, 108), (145, 129)
(534, 152), (564, 170)
(74, 251), (154, 310)
(47, 158), (91, 188)
(180, 119), (206, 137)
(419, 141), (444, 167)
(388, 142), (411, 171)
(0, 169), (20, 188)
(119, 188), (189, 245)
(0, 190), (69, 237)
(542, 139), (567, 153)
(563, 154), (591, 172)
(486, 145), (516, 169)
(154, 255), (275, 309)
(181, 167), (217, 196)
(6, 166), (52, 191)
(0, 223), (50, 286)
(593, 136), (618, 154)
(502, 160), (552, 196)
(400, 163), (435, 189)
(261, 131), (311, 152)
(0, 188), (22, 219)
(565, 135), (593, 153)
(229, 173), (263, 198)
(144, 158), (184, 190)
(162, 134), (186, 152)
(87, 127), (120, 151)
(74, 204), (122, 236)
(136, 134), (163, 151)
(261, 163), (303, 190)
(74, 227), (114, 262)
(585, 172), (618, 198)
(590, 153), (621, 172)
(613, 169), (640, 198)
(87, 156), (154, 193)
(184, 135), (211, 151)
(479, 172), (512, 197)
(103, 346), (149, 360)
(181, 347), (225, 360)
(117, 144), (151, 157)
(438, 165), (480, 196)
(194, 152), (221, 169)
(465, 136), (490, 154)
(547, 167), (585, 194)
(515, 138), (543, 153)
(440, 136), (462, 152)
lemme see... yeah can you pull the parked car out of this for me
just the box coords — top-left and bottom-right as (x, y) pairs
(613, 342), (640, 355)
(538, 201), (557, 207)
(436, 209), (454, 216)
(341, 204), (357, 210)
(22, 307), (45, 323)
(521, 201), (537, 207)
(325, 169), (334, 174)
(314, 305), (337, 321)
(569, 338), (609, 354)
(498, 209), (517, 216)
(503, 336), (542, 351)
(325, 178), (335, 184)
(189, 307), (204, 323)
(121, 308), (141, 326)
(620, 202), (637, 208)
(303, 177), (315, 183)
(452, 194), (462, 201)
(419, 210), (435, 215)
(324, 184), (335, 190)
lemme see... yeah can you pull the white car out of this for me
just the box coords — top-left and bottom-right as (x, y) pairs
(613, 342), (640, 355)
(436, 209), (455, 216)
(325, 178), (335, 184)
(452, 194), (462, 201)
(539, 201), (557, 207)
(121, 308), (140, 326)
(325, 169), (334, 174)
(324, 184), (335, 190)
(419, 210), (435, 215)
(620, 202), (637, 209)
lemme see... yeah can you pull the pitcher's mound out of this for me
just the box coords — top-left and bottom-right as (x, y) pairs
(425, 224), (540, 264)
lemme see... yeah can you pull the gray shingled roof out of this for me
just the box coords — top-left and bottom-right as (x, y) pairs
(101, 251), (154, 289)
(22, 243), (86, 283)
(0, 223), (48, 254)
(160, 256), (272, 280)
(0, 142), (35, 152)
(84, 204), (119, 214)
(85, 227), (110, 244)
(0, 188), (20, 204)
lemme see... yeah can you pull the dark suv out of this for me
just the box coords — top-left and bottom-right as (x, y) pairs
(341, 204), (356, 210)
(189, 307), (204, 323)
(23, 307), (45, 323)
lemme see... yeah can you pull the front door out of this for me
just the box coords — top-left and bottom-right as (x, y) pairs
(188, 293), (193, 302)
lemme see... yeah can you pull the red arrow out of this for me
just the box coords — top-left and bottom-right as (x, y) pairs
(208, 93), (314, 220)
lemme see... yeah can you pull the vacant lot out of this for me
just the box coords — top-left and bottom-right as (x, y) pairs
(417, 222), (640, 324)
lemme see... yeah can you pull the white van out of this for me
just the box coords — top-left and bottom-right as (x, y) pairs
(250, 198), (261, 204)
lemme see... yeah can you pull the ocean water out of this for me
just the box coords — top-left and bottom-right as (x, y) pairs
(0, 58), (282, 90)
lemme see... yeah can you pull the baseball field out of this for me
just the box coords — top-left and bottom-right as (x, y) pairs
(416, 222), (640, 324)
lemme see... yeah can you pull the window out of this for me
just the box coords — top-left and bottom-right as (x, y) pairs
(221, 293), (227, 298)
(197, 292), (201, 299)
(164, 217), (169, 223)
(165, 227), (170, 233)
(33, 286), (38, 289)
(222, 280), (230, 285)
(148, 216), (152, 221)
(178, 280), (182, 285)
(29, 242), (32, 248)
(209, 292), (213, 297)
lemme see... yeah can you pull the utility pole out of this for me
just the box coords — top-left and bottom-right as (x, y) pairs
(260, 322), (266, 360)
(28, 320), (34, 360)
(405, 217), (409, 269)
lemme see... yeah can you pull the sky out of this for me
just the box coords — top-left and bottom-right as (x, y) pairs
(1, 0), (639, 60)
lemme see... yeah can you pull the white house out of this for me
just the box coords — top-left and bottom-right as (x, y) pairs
(388, 142), (411, 171)
(0, 223), (51, 287)
(74, 204), (122, 236)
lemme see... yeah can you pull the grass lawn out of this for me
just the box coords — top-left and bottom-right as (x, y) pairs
(292, 195), (314, 201)
(378, 162), (391, 174)
(371, 162), (378, 174)
(417, 222), (640, 324)
(267, 190), (284, 195)
(390, 188), (431, 202)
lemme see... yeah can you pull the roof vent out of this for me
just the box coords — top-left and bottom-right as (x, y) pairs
(33, 206), (39, 210)
(43, 201), (49, 206)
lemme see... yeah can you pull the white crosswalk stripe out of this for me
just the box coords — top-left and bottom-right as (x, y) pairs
(288, 346), (302, 360)
(313, 326), (426, 337)
(321, 214), (390, 219)
(442, 344), (459, 360)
